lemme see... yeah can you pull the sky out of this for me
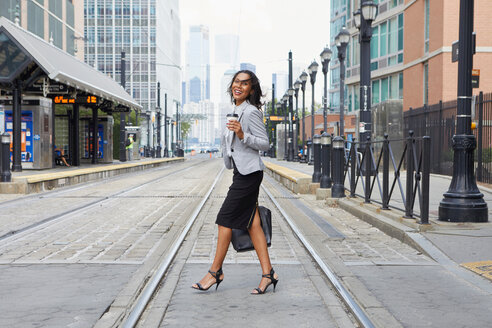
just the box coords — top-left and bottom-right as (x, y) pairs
(179, 0), (332, 105)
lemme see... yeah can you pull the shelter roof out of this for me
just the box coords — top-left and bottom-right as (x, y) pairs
(0, 17), (141, 110)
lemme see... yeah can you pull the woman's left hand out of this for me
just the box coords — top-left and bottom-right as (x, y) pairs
(227, 121), (244, 140)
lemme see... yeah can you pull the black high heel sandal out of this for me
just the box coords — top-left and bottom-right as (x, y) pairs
(251, 268), (279, 295)
(192, 268), (223, 291)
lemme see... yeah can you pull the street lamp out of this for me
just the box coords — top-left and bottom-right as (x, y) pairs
(438, 0), (488, 222)
(299, 71), (308, 162)
(275, 100), (282, 158)
(287, 87), (295, 161)
(308, 60), (319, 165)
(282, 93), (289, 160)
(320, 46), (332, 133)
(336, 26), (350, 137)
(354, 1), (377, 143)
(294, 79), (301, 161)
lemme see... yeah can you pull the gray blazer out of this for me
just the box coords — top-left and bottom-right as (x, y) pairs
(222, 102), (269, 175)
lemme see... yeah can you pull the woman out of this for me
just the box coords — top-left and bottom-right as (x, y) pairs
(192, 70), (278, 294)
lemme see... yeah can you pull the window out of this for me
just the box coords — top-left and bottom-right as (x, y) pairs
(381, 77), (388, 102)
(389, 74), (399, 99)
(49, 16), (63, 49)
(399, 73), (403, 99)
(424, 0), (430, 53)
(398, 14), (404, 51)
(423, 62), (429, 104)
(354, 84), (360, 110)
(27, 0), (44, 38)
(380, 22), (387, 57)
(372, 80), (380, 105)
(371, 26), (379, 60)
(388, 17), (398, 55)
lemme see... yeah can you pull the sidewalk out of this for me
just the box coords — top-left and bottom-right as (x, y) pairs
(263, 157), (492, 282)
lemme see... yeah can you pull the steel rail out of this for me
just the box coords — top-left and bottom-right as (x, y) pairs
(122, 166), (225, 328)
(261, 183), (376, 328)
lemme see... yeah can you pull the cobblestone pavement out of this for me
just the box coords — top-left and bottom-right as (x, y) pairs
(261, 174), (492, 327)
(138, 168), (356, 328)
(0, 158), (222, 327)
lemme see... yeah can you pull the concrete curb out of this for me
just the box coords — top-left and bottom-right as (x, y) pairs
(337, 197), (433, 258)
(264, 161), (311, 194)
(2, 158), (185, 194)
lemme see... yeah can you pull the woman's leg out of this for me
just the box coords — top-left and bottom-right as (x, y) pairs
(249, 208), (278, 293)
(192, 225), (231, 289)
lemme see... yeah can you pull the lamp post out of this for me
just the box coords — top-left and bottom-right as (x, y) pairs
(287, 87), (295, 161)
(271, 82), (276, 157)
(276, 101), (282, 159)
(308, 60), (319, 165)
(294, 79), (301, 161)
(320, 46), (332, 133)
(300, 71), (308, 163)
(282, 93), (289, 160)
(336, 26), (350, 137)
(438, 0), (488, 222)
(354, 1), (377, 143)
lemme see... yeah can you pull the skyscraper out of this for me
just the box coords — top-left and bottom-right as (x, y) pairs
(215, 34), (239, 68)
(240, 62), (256, 73)
(185, 25), (210, 104)
(84, 0), (181, 115)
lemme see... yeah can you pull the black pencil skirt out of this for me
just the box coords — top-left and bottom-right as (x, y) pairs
(215, 163), (263, 231)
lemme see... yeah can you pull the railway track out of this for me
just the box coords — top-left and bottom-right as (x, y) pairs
(112, 168), (376, 328)
(0, 157), (377, 327)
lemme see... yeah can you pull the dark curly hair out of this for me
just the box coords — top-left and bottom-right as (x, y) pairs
(227, 70), (264, 109)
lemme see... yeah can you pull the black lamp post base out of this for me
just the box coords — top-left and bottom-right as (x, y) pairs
(439, 194), (488, 222)
(320, 177), (332, 189)
(438, 135), (488, 222)
(312, 172), (322, 183)
(331, 184), (345, 198)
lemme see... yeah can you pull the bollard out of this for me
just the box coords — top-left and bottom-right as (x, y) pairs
(331, 136), (345, 198)
(312, 134), (322, 182)
(320, 132), (332, 188)
(306, 139), (312, 165)
(1, 133), (12, 182)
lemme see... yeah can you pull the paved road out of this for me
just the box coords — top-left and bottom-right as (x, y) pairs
(1, 156), (491, 327)
(0, 158), (219, 327)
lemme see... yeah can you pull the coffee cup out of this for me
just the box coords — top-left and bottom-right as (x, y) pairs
(226, 113), (239, 122)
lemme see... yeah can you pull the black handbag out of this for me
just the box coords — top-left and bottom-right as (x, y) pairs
(231, 206), (272, 252)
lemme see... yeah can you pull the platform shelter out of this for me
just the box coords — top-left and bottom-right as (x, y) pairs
(0, 17), (141, 171)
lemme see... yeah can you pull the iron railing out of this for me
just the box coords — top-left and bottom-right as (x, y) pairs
(343, 132), (431, 224)
(404, 91), (492, 184)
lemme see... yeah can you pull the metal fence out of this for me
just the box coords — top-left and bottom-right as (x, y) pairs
(404, 91), (492, 184)
(343, 132), (431, 224)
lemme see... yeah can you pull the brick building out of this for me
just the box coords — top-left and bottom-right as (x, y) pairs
(403, 0), (492, 110)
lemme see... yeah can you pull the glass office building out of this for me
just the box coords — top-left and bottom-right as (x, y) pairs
(0, 0), (83, 59)
(185, 25), (210, 105)
(329, 0), (404, 113)
(84, 0), (180, 114)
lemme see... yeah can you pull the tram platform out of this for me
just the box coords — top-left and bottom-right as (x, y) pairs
(0, 157), (185, 194)
(262, 157), (492, 283)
